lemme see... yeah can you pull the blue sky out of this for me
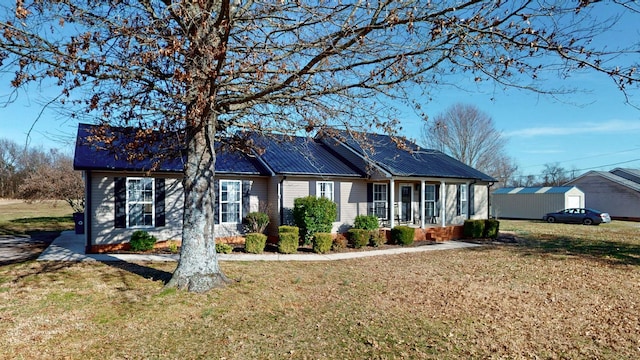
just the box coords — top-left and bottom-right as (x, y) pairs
(1, 5), (639, 180)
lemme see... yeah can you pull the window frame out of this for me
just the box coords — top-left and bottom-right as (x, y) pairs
(220, 180), (242, 224)
(316, 181), (334, 201)
(126, 177), (155, 228)
(373, 183), (388, 219)
(424, 184), (436, 217)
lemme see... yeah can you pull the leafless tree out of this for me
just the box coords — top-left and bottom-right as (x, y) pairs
(422, 103), (517, 182)
(540, 162), (571, 186)
(18, 150), (84, 212)
(2, 1), (640, 292)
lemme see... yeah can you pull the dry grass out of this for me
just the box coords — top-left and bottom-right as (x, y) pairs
(1, 220), (639, 359)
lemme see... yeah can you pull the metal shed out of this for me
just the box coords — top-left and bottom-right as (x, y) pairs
(492, 186), (585, 220)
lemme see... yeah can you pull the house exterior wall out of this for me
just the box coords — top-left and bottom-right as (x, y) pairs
(87, 171), (267, 247)
(569, 174), (640, 219)
(88, 171), (184, 246)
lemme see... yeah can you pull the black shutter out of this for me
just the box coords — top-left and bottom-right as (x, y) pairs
(114, 177), (126, 228)
(242, 180), (251, 221)
(309, 181), (316, 197)
(367, 183), (373, 216)
(213, 179), (220, 224)
(456, 185), (461, 216)
(155, 178), (165, 227)
(334, 181), (340, 221)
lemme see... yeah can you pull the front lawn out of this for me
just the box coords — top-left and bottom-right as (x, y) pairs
(0, 219), (638, 359)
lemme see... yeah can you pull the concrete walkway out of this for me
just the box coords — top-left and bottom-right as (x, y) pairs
(37, 230), (482, 262)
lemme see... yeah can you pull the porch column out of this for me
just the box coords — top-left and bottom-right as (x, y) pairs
(440, 180), (446, 227)
(420, 180), (425, 228)
(389, 178), (395, 228)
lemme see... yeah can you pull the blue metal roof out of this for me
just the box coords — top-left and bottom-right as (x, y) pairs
(335, 132), (495, 181)
(251, 134), (363, 177)
(73, 123), (270, 175)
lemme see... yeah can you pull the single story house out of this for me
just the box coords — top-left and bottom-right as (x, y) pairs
(73, 123), (495, 252)
(565, 168), (640, 221)
(491, 186), (585, 220)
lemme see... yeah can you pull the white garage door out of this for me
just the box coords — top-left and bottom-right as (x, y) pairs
(567, 195), (581, 208)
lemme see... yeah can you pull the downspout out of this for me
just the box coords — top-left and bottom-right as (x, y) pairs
(488, 181), (495, 219)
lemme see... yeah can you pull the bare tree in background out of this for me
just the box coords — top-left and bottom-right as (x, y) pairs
(422, 103), (517, 182)
(18, 150), (84, 212)
(540, 162), (571, 186)
(2, 1), (640, 292)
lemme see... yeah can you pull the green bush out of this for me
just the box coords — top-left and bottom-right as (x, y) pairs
(129, 230), (157, 252)
(332, 234), (348, 251)
(292, 196), (337, 245)
(484, 219), (500, 239)
(244, 233), (267, 254)
(390, 226), (414, 246)
(278, 226), (299, 254)
(347, 228), (369, 248)
(243, 212), (270, 234)
(313, 232), (333, 254)
(463, 220), (485, 238)
(353, 214), (379, 230)
(215, 242), (233, 254)
(369, 231), (386, 247)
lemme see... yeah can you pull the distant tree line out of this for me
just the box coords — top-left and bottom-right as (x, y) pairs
(0, 138), (83, 212)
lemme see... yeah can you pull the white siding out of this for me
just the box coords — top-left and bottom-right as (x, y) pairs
(492, 187), (585, 220)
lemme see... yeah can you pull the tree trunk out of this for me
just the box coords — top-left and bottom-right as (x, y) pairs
(166, 123), (228, 292)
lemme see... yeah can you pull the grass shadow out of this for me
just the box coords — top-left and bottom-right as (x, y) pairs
(485, 231), (640, 266)
(101, 260), (173, 284)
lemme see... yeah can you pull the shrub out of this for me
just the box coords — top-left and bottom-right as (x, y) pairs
(390, 226), (414, 246)
(353, 214), (379, 230)
(332, 234), (348, 251)
(167, 240), (179, 253)
(244, 233), (267, 254)
(129, 230), (157, 252)
(347, 228), (369, 248)
(278, 226), (299, 254)
(215, 242), (233, 254)
(463, 220), (485, 238)
(369, 231), (386, 247)
(313, 232), (333, 254)
(484, 219), (500, 239)
(292, 196), (337, 245)
(243, 212), (270, 234)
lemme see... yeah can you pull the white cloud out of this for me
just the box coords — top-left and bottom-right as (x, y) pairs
(504, 119), (640, 138)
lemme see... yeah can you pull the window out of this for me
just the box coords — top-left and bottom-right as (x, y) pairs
(220, 180), (242, 223)
(317, 181), (334, 201)
(127, 177), (154, 227)
(373, 183), (388, 219)
(458, 184), (468, 216)
(425, 184), (436, 217)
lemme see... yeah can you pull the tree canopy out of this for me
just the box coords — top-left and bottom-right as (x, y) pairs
(2, 1), (640, 292)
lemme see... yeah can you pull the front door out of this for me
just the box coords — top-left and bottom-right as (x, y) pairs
(400, 185), (412, 223)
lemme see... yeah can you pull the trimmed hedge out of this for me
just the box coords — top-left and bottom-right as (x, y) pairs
(484, 219), (500, 239)
(353, 214), (379, 230)
(215, 242), (233, 254)
(369, 231), (386, 247)
(292, 196), (337, 245)
(130, 230), (157, 252)
(278, 226), (299, 254)
(313, 232), (333, 254)
(390, 226), (414, 246)
(463, 220), (485, 238)
(347, 228), (369, 248)
(244, 233), (267, 254)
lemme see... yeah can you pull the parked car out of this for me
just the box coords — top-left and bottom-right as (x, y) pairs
(543, 208), (611, 225)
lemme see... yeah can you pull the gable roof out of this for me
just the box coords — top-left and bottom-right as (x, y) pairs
(567, 169), (640, 193)
(73, 123), (271, 175)
(323, 131), (495, 182)
(493, 186), (580, 195)
(250, 134), (364, 177)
